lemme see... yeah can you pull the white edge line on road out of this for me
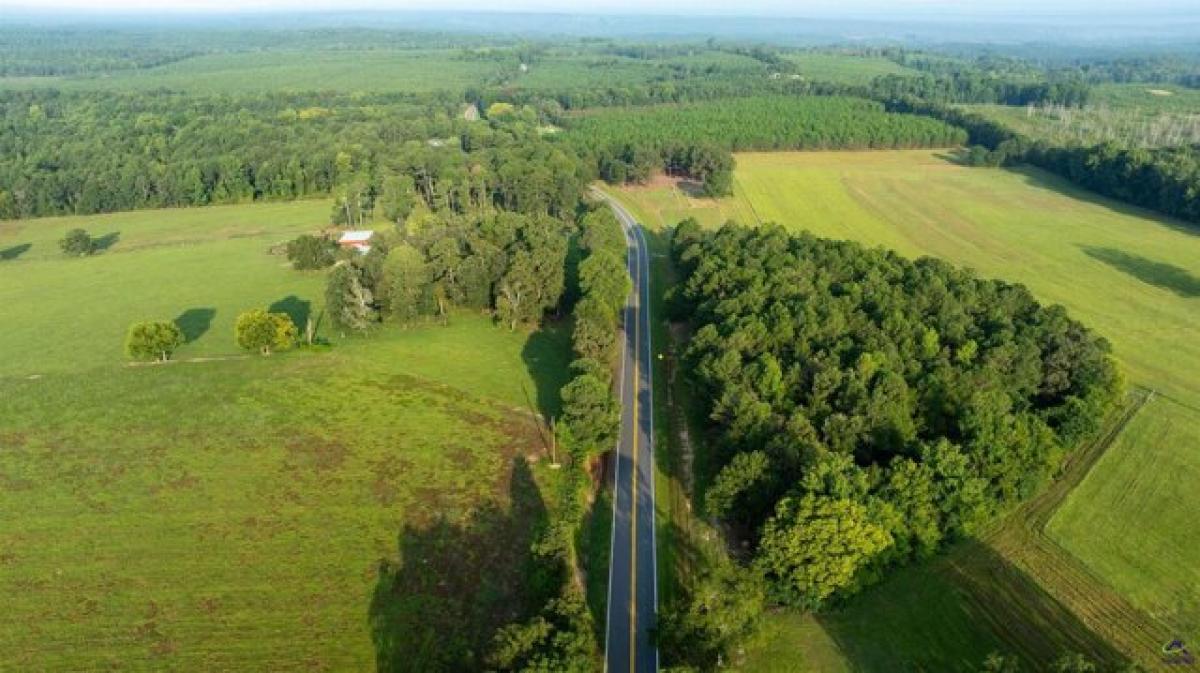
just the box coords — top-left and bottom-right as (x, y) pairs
(636, 223), (661, 672)
(603, 193), (635, 673)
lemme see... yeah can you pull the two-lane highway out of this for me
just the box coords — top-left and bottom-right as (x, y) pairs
(600, 192), (659, 673)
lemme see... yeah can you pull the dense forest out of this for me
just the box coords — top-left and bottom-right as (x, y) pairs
(670, 223), (1119, 614)
(566, 96), (967, 194)
(0, 89), (588, 220)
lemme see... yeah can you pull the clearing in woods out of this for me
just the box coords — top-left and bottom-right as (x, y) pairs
(0, 201), (573, 670)
(614, 149), (1200, 670)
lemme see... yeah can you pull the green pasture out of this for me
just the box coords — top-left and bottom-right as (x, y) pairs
(781, 52), (918, 84)
(0, 201), (331, 375)
(504, 50), (767, 92)
(615, 149), (1200, 668)
(0, 201), (572, 670)
(967, 101), (1200, 148)
(1089, 83), (1200, 114)
(0, 49), (502, 94)
(1049, 395), (1200, 636)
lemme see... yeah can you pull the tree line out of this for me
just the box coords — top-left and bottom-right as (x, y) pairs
(0, 89), (589, 220)
(486, 203), (631, 671)
(0, 51), (1105, 221)
(891, 98), (1200, 225)
(870, 72), (1091, 107)
(659, 223), (1119, 667)
(564, 96), (967, 195)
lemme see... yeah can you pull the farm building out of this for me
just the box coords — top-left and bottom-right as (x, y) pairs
(338, 230), (374, 254)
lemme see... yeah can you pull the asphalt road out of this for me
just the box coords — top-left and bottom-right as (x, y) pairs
(601, 193), (659, 673)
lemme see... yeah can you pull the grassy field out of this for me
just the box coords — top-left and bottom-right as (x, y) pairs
(505, 51), (767, 92)
(614, 149), (1200, 669)
(1090, 83), (1200, 114)
(781, 52), (918, 84)
(968, 101), (1200, 148)
(0, 202), (572, 670)
(0, 201), (331, 375)
(0, 49), (503, 94)
(1049, 395), (1200, 634)
(0, 48), (919, 95)
(968, 83), (1200, 149)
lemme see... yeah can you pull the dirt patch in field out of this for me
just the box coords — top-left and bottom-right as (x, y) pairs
(1147, 89), (1174, 96)
(369, 457), (413, 507)
(0, 471), (34, 491)
(0, 431), (28, 449)
(284, 435), (351, 474)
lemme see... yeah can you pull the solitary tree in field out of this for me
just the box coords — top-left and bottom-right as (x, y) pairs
(125, 321), (185, 362)
(235, 309), (297, 355)
(59, 228), (95, 257)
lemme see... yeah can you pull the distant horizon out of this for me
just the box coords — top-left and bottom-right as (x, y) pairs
(2, 1), (1198, 19)
(4, 3), (1198, 48)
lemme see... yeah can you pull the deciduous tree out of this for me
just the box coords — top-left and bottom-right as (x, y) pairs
(59, 228), (95, 257)
(125, 321), (185, 362)
(234, 309), (297, 355)
(756, 494), (892, 609)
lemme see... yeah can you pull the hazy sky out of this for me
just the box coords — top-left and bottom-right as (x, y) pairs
(3, 0), (1195, 16)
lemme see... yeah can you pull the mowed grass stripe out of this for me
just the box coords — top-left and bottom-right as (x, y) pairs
(1048, 395), (1200, 635)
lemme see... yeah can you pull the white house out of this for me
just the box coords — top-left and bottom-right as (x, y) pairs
(338, 230), (375, 254)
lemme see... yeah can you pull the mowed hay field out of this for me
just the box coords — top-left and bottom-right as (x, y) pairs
(781, 52), (919, 84)
(614, 150), (1200, 669)
(0, 49), (503, 94)
(0, 202), (571, 669)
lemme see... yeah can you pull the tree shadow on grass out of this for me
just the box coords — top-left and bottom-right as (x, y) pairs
(521, 320), (574, 422)
(933, 148), (970, 166)
(1005, 165), (1200, 238)
(1081, 246), (1200, 297)
(93, 231), (120, 252)
(369, 456), (554, 673)
(174, 308), (216, 343)
(269, 295), (312, 331)
(0, 242), (31, 261)
(816, 539), (1128, 672)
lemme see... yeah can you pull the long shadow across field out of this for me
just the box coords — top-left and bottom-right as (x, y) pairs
(0, 242), (31, 261)
(93, 231), (120, 252)
(269, 295), (312, 331)
(174, 308), (216, 343)
(1081, 246), (1200, 297)
(369, 456), (553, 673)
(520, 320), (573, 422)
(1006, 165), (1200, 238)
(817, 539), (1129, 671)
